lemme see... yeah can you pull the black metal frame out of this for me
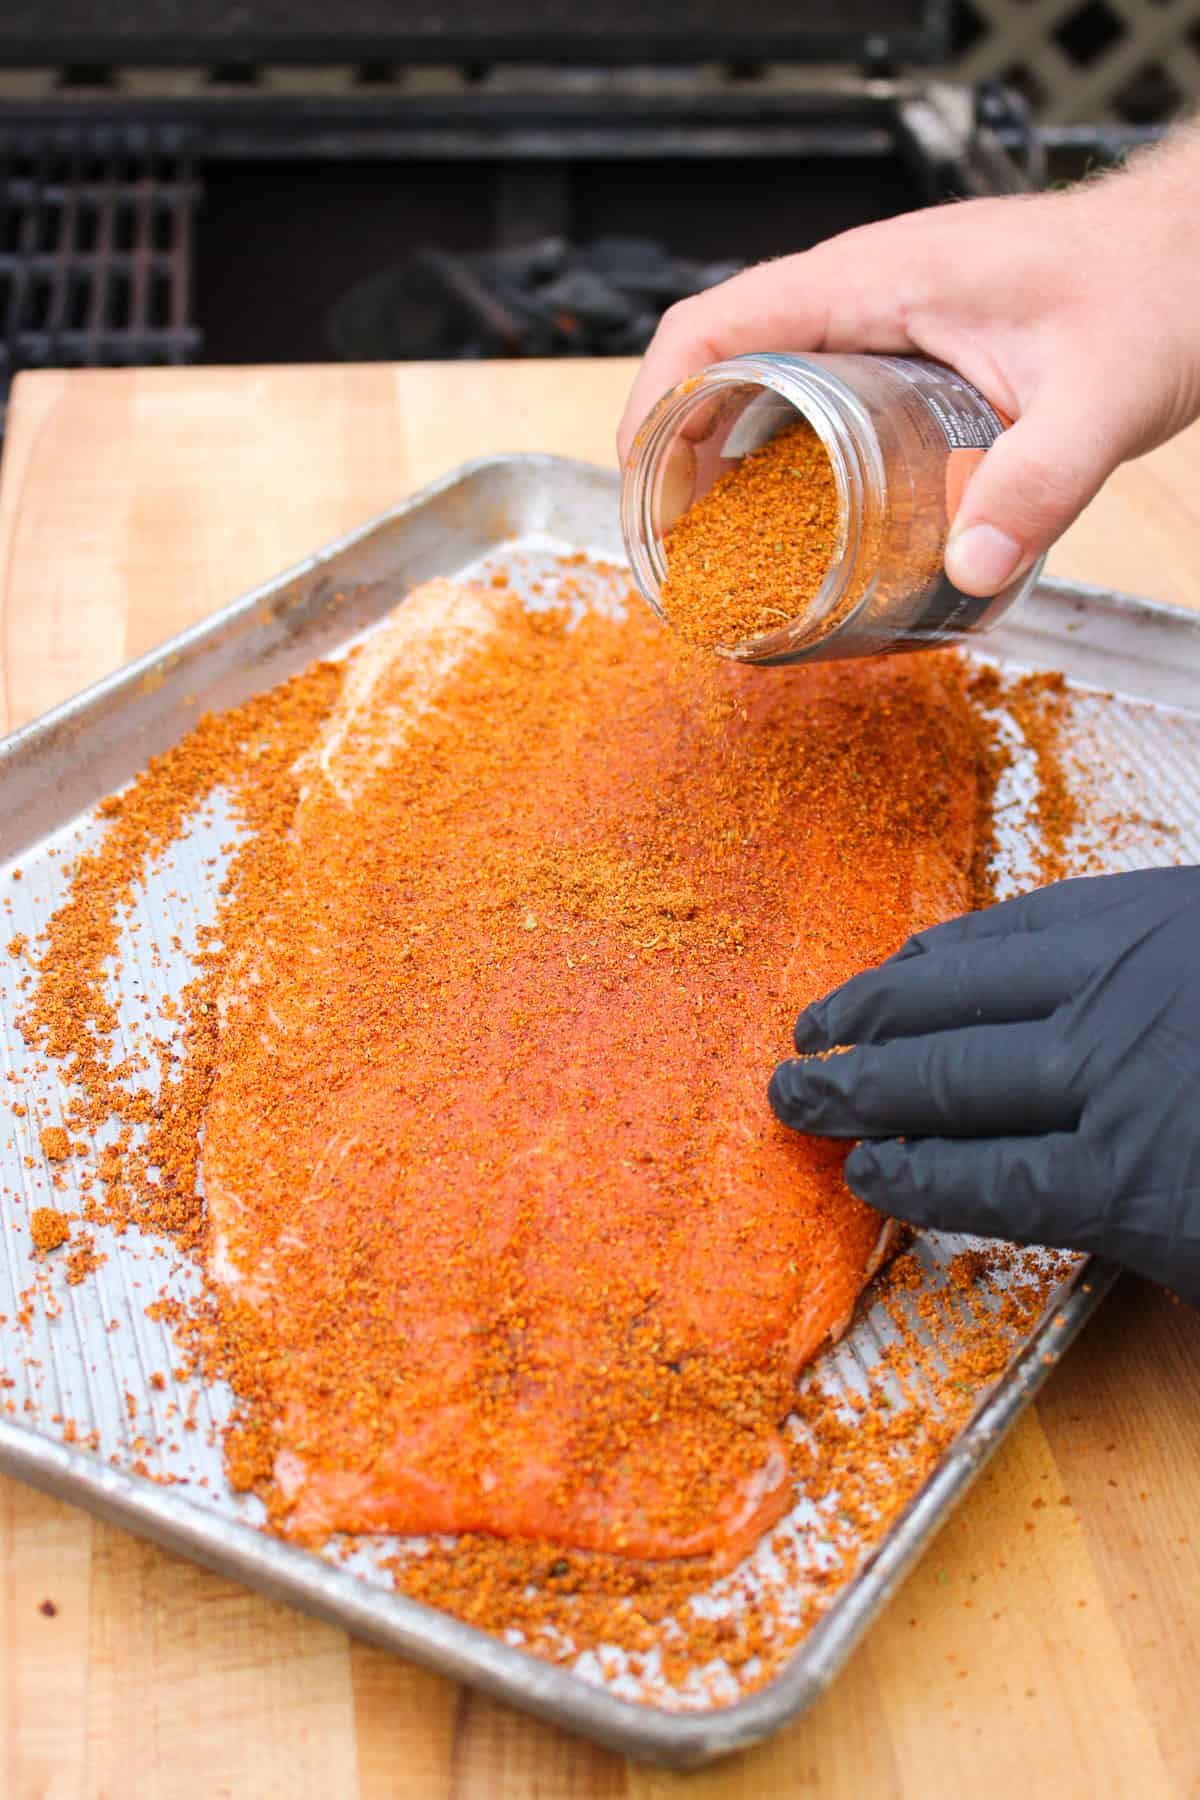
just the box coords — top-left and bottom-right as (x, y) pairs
(0, 123), (200, 404)
(6, 68), (1149, 418)
(0, 0), (952, 69)
(0, 88), (903, 162)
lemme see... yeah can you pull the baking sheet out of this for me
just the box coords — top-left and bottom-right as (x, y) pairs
(1, 453), (1196, 1765)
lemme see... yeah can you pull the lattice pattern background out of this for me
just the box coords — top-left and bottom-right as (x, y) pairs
(950, 0), (1200, 123)
(0, 4), (1195, 126)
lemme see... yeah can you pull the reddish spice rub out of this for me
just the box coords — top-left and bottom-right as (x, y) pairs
(20, 661), (344, 1247)
(199, 577), (982, 1564)
(660, 419), (839, 649)
(30, 1207), (69, 1255)
(378, 1239), (1077, 1691)
(967, 666), (1078, 884)
(38, 1126), (71, 1162)
(13, 560), (1090, 1702)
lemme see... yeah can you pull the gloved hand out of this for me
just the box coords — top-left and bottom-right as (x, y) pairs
(768, 868), (1200, 1305)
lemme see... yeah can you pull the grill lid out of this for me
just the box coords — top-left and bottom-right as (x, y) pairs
(0, 0), (950, 70)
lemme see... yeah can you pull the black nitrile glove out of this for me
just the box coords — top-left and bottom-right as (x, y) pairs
(768, 868), (1200, 1305)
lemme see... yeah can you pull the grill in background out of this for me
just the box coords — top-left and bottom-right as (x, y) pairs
(0, 0), (1183, 418)
(0, 78), (984, 409)
(0, 0), (1196, 127)
(0, 125), (200, 413)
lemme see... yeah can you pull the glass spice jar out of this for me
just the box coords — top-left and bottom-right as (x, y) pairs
(620, 351), (1045, 664)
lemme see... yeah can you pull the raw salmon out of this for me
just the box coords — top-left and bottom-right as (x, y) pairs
(202, 578), (980, 1567)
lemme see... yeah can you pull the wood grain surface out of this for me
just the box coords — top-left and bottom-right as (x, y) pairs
(1, 363), (1198, 1800)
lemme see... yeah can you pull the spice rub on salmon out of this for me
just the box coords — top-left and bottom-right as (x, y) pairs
(201, 576), (982, 1567)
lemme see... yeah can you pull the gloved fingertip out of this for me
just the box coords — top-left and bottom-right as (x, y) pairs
(888, 935), (925, 964)
(792, 1006), (828, 1053)
(843, 1140), (881, 1199)
(768, 1059), (805, 1126)
(845, 1138), (935, 1227)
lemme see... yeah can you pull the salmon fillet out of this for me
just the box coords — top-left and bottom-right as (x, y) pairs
(202, 577), (980, 1567)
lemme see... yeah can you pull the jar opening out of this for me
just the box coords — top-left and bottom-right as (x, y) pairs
(627, 358), (868, 662)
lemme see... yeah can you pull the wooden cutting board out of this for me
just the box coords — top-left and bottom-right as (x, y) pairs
(1, 362), (1199, 1799)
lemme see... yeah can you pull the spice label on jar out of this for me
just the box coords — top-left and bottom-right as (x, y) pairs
(893, 572), (996, 646)
(877, 354), (1011, 449)
(876, 354), (1011, 524)
(875, 356), (1014, 643)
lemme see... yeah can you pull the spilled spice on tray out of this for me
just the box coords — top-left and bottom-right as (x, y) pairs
(30, 1207), (69, 1255)
(65, 1233), (104, 1286)
(38, 1126), (71, 1163)
(660, 419), (838, 649)
(968, 665), (1079, 885)
(20, 659), (342, 1247)
(12, 555), (1092, 1709)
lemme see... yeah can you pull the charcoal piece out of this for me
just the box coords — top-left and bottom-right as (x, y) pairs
(469, 265), (563, 354)
(485, 237), (568, 284)
(327, 259), (455, 361)
(582, 235), (679, 284)
(327, 235), (745, 362)
(597, 318), (655, 355)
(584, 237), (706, 300)
(534, 269), (635, 330)
(413, 248), (529, 356)
(693, 259), (746, 290)
(608, 311), (663, 354)
(660, 258), (747, 303)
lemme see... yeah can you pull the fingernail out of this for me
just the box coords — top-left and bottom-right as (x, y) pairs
(945, 523), (1024, 596)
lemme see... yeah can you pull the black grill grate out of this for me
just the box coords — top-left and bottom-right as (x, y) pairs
(0, 126), (201, 405)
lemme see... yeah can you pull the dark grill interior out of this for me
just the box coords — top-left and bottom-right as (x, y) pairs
(195, 154), (916, 366)
(0, 24), (1162, 420)
(0, 126), (200, 400)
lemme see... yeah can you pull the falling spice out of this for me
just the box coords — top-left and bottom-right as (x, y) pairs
(660, 420), (838, 649)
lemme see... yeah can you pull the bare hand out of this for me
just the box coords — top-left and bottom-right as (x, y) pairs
(618, 132), (1200, 597)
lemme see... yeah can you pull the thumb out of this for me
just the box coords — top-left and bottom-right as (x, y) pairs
(944, 386), (1131, 597)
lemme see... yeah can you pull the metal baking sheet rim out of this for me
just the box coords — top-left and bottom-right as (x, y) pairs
(0, 450), (1177, 1766)
(0, 1259), (1119, 1765)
